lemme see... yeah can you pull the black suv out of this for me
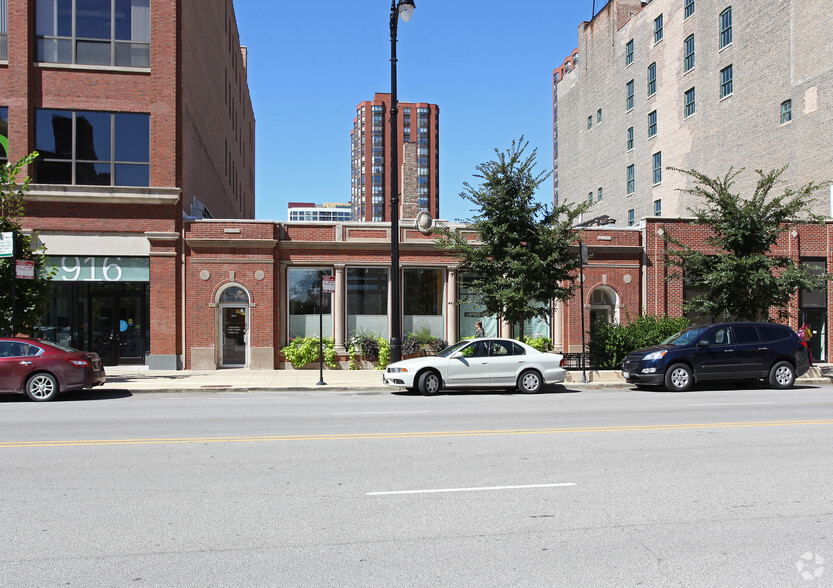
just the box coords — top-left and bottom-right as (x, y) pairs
(622, 322), (810, 391)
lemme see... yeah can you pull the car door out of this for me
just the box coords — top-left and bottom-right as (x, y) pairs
(729, 324), (767, 377)
(488, 340), (525, 386)
(691, 325), (737, 380)
(445, 339), (491, 387)
(0, 341), (37, 392)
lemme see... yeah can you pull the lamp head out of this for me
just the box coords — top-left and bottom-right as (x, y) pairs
(398, 0), (415, 22)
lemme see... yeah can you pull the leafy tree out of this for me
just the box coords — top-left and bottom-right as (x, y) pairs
(435, 138), (589, 339)
(664, 166), (830, 322)
(0, 152), (53, 335)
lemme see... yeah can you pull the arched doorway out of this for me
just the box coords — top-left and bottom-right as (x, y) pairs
(589, 287), (618, 338)
(218, 285), (250, 367)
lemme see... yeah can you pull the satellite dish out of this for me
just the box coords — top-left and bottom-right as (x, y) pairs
(415, 210), (434, 234)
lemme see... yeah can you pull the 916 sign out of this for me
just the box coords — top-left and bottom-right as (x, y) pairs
(46, 256), (150, 282)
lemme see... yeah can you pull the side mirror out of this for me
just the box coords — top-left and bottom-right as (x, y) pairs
(450, 351), (463, 359)
(697, 340), (709, 347)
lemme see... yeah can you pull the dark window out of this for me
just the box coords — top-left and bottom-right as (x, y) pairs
(627, 126), (634, 150)
(654, 14), (663, 43)
(684, 35), (695, 72)
(719, 7), (732, 49)
(732, 325), (760, 344)
(720, 64), (733, 98)
(684, 0), (695, 18)
(781, 100), (792, 124)
(653, 152), (662, 184)
(626, 39), (634, 65)
(34, 109), (150, 186)
(701, 326), (731, 346)
(758, 325), (790, 343)
(648, 110), (658, 137)
(626, 80), (635, 110)
(347, 268), (388, 315)
(685, 87), (696, 117)
(36, 0), (150, 67)
(628, 209), (635, 226)
(627, 165), (635, 194)
(648, 63), (657, 96)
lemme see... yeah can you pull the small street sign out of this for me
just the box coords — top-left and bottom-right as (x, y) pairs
(16, 259), (35, 280)
(0, 232), (13, 258)
(322, 275), (335, 293)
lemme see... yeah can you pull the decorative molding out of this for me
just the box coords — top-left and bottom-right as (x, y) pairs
(28, 185), (180, 205)
(186, 238), (278, 249)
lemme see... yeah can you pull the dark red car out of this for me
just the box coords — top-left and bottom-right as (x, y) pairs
(0, 338), (106, 401)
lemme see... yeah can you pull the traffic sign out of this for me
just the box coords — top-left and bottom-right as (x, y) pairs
(322, 275), (335, 293)
(0, 232), (12, 258)
(16, 259), (35, 279)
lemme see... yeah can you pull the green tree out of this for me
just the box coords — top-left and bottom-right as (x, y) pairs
(664, 166), (830, 322)
(435, 138), (589, 339)
(0, 152), (53, 335)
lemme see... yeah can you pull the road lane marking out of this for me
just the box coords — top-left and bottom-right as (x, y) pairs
(367, 483), (577, 496)
(1, 419), (832, 448)
(331, 411), (432, 415)
(688, 402), (775, 406)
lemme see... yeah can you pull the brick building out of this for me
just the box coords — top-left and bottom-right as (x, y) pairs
(351, 93), (439, 222)
(554, 0), (833, 225)
(3, 0), (254, 369)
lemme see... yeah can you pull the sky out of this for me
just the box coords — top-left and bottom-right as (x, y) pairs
(234, 1), (596, 223)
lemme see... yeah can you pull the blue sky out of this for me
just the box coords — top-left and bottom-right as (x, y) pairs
(235, 1), (595, 223)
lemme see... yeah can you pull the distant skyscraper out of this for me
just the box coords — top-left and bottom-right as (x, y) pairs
(351, 93), (439, 222)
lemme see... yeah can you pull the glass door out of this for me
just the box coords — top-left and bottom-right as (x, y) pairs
(117, 295), (145, 363)
(90, 292), (146, 365)
(91, 296), (117, 365)
(221, 306), (247, 366)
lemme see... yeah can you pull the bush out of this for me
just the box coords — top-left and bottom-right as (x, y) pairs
(401, 334), (422, 357)
(281, 337), (337, 369)
(348, 331), (390, 369)
(523, 336), (552, 352)
(589, 315), (690, 370)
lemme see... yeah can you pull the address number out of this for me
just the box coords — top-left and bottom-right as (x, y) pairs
(61, 256), (124, 282)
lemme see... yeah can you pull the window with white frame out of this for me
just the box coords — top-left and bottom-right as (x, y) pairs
(685, 87), (696, 117)
(654, 199), (662, 216)
(628, 209), (635, 226)
(626, 39), (634, 66)
(0, 0), (7, 60)
(648, 63), (657, 97)
(719, 7), (732, 49)
(654, 14), (663, 43)
(648, 110), (658, 137)
(627, 127), (634, 151)
(627, 165), (635, 195)
(781, 100), (792, 124)
(347, 267), (389, 338)
(684, 0), (694, 19)
(720, 64), (733, 98)
(287, 267), (333, 339)
(684, 35), (695, 72)
(652, 152), (662, 185)
(626, 79), (635, 110)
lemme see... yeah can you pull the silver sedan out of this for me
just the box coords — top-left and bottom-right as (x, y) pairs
(383, 338), (566, 395)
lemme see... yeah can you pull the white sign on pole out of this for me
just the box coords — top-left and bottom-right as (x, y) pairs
(322, 275), (336, 293)
(0, 232), (13, 258)
(16, 259), (35, 280)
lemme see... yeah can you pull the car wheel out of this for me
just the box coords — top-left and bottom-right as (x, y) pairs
(664, 363), (693, 392)
(768, 361), (795, 389)
(417, 370), (442, 396)
(517, 369), (543, 393)
(25, 373), (60, 402)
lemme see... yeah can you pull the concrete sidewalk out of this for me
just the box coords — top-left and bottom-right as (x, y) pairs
(101, 364), (833, 393)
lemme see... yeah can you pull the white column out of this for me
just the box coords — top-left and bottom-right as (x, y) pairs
(553, 299), (564, 352)
(447, 267), (458, 344)
(334, 264), (346, 353)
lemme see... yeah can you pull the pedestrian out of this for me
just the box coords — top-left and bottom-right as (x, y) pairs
(474, 321), (485, 338)
(799, 322), (813, 365)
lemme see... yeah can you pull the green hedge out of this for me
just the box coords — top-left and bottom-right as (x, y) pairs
(588, 315), (691, 370)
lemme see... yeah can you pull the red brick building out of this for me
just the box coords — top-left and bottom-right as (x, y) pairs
(2, 0), (255, 369)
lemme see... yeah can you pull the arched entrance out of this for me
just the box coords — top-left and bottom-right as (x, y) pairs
(589, 287), (619, 337)
(218, 285), (250, 367)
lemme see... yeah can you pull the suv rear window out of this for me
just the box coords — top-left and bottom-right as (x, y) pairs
(757, 325), (791, 343)
(732, 325), (761, 344)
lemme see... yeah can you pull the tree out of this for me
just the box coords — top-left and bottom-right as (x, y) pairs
(435, 138), (589, 339)
(0, 152), (53, 335)
(663, 166), (830, 322)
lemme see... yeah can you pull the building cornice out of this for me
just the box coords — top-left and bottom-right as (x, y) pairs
(27, 185), (181, 205)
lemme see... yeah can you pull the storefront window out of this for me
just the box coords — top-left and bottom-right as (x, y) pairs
(346, 267), (388, 338)
(287, 267), (332, 340)
(403, 268), (444, 338)
(513, 300), (552, 340)
(458, 274), (498, 339)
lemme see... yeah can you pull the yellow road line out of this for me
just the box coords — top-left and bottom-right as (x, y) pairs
(1, 419), (832, 448)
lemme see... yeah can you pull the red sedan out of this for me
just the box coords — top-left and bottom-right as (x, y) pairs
(0, 338), (106, 401)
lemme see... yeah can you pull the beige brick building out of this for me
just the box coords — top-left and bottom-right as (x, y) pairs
(554, 0), (833, 226)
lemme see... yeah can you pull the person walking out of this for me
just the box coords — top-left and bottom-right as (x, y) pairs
(799, 322), (813, 365)
(474, 321), (485, 338)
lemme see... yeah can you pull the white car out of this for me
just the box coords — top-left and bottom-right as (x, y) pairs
(384, 338), (566, 395)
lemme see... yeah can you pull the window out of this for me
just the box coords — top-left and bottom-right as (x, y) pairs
(587, 116), (593, 130)
(34, 109), (150, 186)
(36, 0), (150, 67)
(626, 80), (635, 110)
(598, 187), (603, 201)
(588, 192), (594, 204)
(720, 64), (733, 98)
(781, 100), (792, 124)
(647, 63), (657, 96)
(628, 209), (635, 226)
(648, 110), (657, 137)
(404, 268), (444, 338)
(684, 35), (695, 72)
(684, 87), (696, 117)
(719, 7), (732, 49)
(654, 199), (662, 216)
(0, 106), (7, 165)
(627, 127), (634, 150)
(653, 152), (662, 185)
(288, 268), (333, 339)
(627, 165), (635, 195)
(597, 108), (602, 123)
(626, 39), (634, 66)
(684, 0), (695, 19)
(654, 14), (663, 43)
(347, 267), (388, 336)
(0, 0), (7, 60)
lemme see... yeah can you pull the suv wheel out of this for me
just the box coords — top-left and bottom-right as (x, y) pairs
(664, 363), (693, 392)
(768, 361), (796, 389)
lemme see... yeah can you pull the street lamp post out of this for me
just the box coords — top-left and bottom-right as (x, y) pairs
(388, 0), (415, 364)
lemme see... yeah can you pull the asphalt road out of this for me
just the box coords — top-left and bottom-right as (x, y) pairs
(1, 383), (831, 587)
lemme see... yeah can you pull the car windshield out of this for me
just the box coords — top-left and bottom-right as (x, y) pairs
(435, 340), (471, 358)
(660, 326), (710, 346)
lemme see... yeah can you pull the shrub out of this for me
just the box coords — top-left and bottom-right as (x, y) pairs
(401, 334), (422, 357)
(523, 336), (552, 352)
(588, 314), (690, 370)
(281, 337), (337, 369)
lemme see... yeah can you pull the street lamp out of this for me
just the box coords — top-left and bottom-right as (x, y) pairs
(389, 0), (415, 364)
